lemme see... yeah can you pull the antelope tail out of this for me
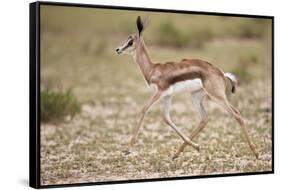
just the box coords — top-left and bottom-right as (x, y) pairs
(224, 72), (238, 93)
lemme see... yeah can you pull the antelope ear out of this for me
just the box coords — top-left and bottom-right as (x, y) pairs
(136, 16), (143, 37)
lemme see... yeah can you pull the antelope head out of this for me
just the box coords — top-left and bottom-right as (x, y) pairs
(115, 16), (145, 55)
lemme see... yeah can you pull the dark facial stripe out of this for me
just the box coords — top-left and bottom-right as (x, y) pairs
(121, 43), (130, 51)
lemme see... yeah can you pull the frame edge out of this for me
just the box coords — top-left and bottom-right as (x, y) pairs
(29, 1), (40, 189)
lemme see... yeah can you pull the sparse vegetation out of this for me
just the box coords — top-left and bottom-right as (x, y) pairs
(41, 89), (81, 122)
(154, 18), (270, 49)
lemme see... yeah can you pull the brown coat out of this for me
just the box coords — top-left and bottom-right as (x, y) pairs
(148, 59), (225, 91)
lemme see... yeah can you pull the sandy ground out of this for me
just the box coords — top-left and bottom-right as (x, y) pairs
(41, 79), (272, 185)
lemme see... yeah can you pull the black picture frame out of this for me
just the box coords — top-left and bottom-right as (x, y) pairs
(30, 1), (274, 189)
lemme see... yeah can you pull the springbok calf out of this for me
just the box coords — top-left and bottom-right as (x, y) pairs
(116, 16), (258, 159)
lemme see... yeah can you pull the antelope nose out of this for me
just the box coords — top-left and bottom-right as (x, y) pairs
(115, 48), (120, 52)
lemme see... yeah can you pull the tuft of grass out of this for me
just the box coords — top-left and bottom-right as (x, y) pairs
(41, 89), (81, 122)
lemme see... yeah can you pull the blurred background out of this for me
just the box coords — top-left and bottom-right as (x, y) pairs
(40, 5), (272, 185)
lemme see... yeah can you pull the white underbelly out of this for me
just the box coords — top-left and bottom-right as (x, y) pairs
(162, 78), (203, 96)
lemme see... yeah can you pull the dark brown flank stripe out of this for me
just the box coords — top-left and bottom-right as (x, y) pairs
(148, 59), (224, 91)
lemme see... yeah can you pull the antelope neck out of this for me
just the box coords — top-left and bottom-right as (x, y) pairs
(133, 39), (153, 84)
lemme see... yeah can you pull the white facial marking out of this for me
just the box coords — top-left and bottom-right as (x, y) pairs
(117, 38), (135, 55)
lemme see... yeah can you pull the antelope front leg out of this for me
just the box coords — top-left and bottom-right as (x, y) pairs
(126, 90), (163, 153)
(163, 96), (200, 152)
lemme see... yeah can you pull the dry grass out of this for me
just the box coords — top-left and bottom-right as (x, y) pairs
(40, 5), (272, 185)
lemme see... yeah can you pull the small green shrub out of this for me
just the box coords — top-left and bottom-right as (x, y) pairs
(188, 29), (214, 49)
(236, 20), (268, 39)
(156, 21), (187, 48)
(41, 89), (81, 122)
(156, 21), (213, 49)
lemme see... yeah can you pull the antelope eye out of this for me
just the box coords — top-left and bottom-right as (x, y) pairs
(128, 40), (134, 46)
